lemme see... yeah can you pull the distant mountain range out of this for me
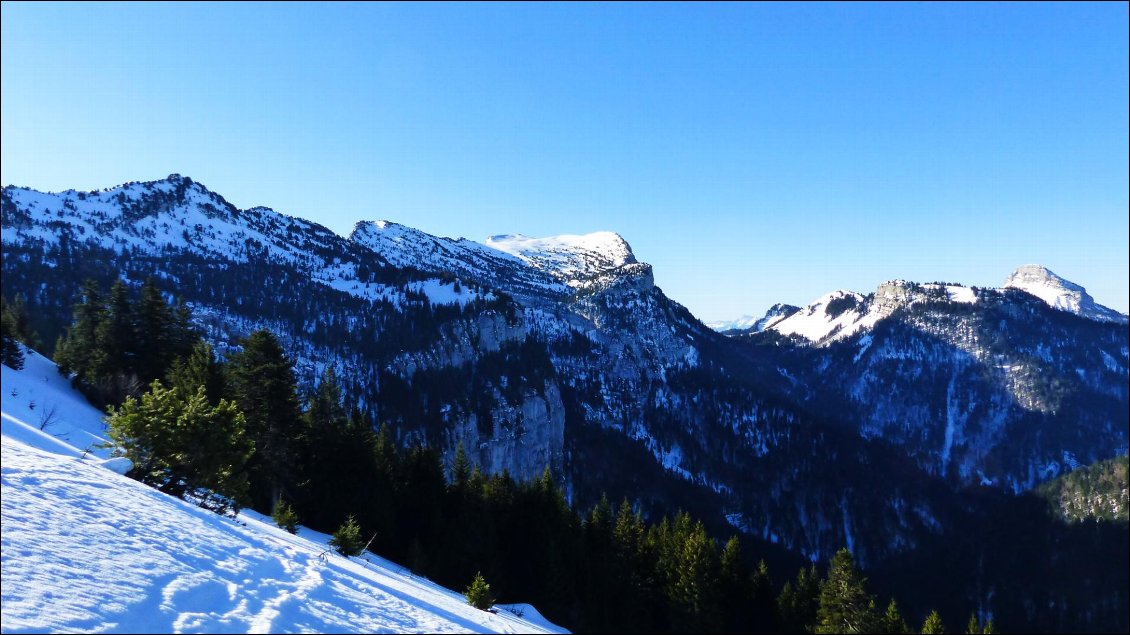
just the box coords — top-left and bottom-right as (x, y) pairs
(3, 174), (1127, 631)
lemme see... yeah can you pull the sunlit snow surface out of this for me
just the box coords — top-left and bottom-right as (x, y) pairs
(0, 350), (567, 634)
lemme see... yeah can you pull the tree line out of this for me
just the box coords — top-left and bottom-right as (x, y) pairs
(33, 279), (984, 633)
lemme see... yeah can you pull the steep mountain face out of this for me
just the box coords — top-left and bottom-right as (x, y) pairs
(735, 277), (1129, 492)
(3, 176), (1127, 587)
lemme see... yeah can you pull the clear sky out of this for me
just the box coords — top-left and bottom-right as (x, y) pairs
(3, 2), (1127, 321)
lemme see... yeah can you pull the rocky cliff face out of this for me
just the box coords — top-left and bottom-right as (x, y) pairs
(737, 278), (1129, 492)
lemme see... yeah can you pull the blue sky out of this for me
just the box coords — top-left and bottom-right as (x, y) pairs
(3, 2), (1127, 320)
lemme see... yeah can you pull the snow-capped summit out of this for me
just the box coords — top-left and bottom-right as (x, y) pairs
(1003, 264), (1127, 324)
(768, 290), (874, 343)
(484, 231), (637, 287)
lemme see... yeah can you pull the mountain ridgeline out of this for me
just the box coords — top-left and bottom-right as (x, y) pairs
(2, 175), (1127, 632)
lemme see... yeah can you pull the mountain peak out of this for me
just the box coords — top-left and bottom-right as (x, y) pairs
(1004, 264), (1126, 323)
(484, 231), (638, 285)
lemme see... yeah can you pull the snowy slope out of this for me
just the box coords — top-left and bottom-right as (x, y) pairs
(484, 232), (637, 287)
(350, 220), (569, 300)
(0, 351), (567, 634)
(1004, 264), (1127, 324)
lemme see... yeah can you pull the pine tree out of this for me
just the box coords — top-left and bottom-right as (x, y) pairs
(96, 279), (135, 380)
(227, 330), (302, 512)
(167, 341), (226, 405)
(106, 381), (253, 513)
(982, 618), (995, 634)
(134, 278), (177, 381)
(921, 610), (945, 634)
(464, 571), (496, 610)
(1, 297), (25, 370)
(55, 279), (105, 382)
(750, 558), (776, 634)
(329, 514), (365, 556)
(272, 498), (300, 533)
(883, 598), (910, 634)
(719, 536), (752, 632)
(672, 520), (722, 631)
(965, 613), (980, 634)
(778, 565), (821, 633)
(451, 443), (472, 487)
(816, 548), (880, 633)
(2, 292), (39, 350)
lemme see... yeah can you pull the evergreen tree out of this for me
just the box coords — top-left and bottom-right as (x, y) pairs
(272, 498), (300, 534)
(1, 296), (25, 370)
(965, 613), (979, 634)
(134, 278), (183, 381)
(106, 381), (253, 514)
(816, 548), (880, 634)
(778, 564), (821, 633)
(749, 558), (776, 633)
(982, 618), (995, 634)
(95, 279), (135, 380)
(883, 598), (910, 634)
(167, 341), (226, 405)
(1, 292), (39, 350)
(464, 571), (496, 610)
(719, 535), (752, 632)
(451, 443), (472, 488)
(55, 279), (105, 382)
(672, 520), (722, 631)
(227, 330), (302, 512)
(329, 514), (365, 556)
(921, 610), (945, 634)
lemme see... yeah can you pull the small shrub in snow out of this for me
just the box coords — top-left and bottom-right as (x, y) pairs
(329, 514), (364, 556)
(464, 571), (496, 610)
(272, 498), (299, 534)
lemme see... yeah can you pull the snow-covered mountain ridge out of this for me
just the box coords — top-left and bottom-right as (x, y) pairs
(715, 265), (1127, 341)
(3, 174), (1127, 568)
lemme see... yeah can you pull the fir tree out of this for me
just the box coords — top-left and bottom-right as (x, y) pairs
(134, 278), (182, 381)
(672, 520), (722, 631)
(272, 498), (300, 534)
(329, 514), (365, 556)
(778, 564), (821, 633)
(921, 610), (945, 634)
(1, 296), (25, 370)
(96, 279), (135, 380)
(227, 330), (302, 511)
(2, 292), (39, 350)
(883, 598), (910, 634)
(464, 571), (496, 610)
(167, 341), (226, 405)
(816, 548), (880, 634)
(750, 558), (776, 634)
(719, 535), (752, 632)
(55, 279), (105, 382)
(451, 443), (472, 487)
